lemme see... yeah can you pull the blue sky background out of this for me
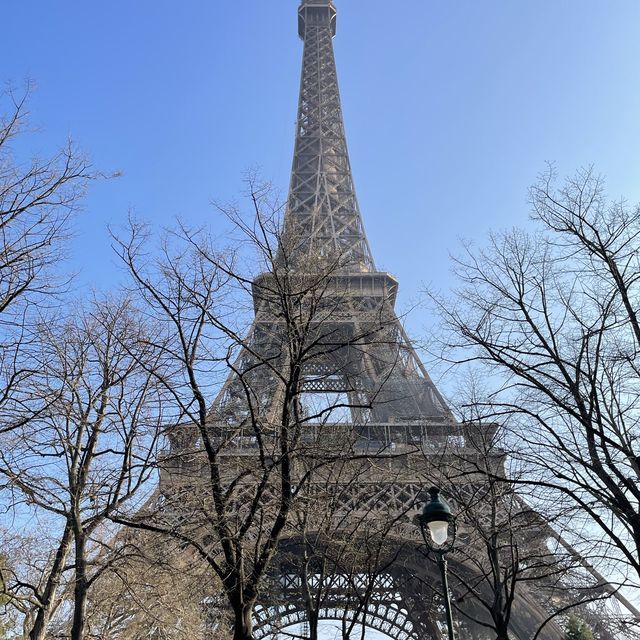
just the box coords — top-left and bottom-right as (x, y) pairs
(3, 0), (640, 372)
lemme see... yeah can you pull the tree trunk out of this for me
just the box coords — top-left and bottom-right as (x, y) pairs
(29, 522), (73, 640)
(231, 600), (255, 640)
(308, 614), (318, 640)
(70, 530), (88, 640)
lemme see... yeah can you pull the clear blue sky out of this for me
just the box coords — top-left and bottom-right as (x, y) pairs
(3, 0), (640, 331)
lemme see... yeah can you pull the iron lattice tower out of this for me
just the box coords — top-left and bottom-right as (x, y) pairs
(287, 0), (374, 271)
(208, 0), (453, 432)
(161, 2), (606, 639)
(276, 0), (451, 425)
(246, 4), (466, 634)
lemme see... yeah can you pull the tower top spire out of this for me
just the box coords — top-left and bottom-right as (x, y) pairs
(298, 0), (337, 39)
(286, 0), (374, 271)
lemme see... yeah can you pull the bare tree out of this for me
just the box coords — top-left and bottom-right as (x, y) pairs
(1, 527), (61, 640)
(110, 179), (406, 640)
(0, 84), (101, 639)
(420, 425), (585, 639)
(0, 297), (164, 640)
(431, 166), (640, 623)
(57, 532), (223, 640)
(0, 84), (93, 436)
(267, 458), (414, 640)
(1, 547), (21, 640)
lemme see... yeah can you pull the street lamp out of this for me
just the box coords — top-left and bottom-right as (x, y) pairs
(418, 486), (457, 640)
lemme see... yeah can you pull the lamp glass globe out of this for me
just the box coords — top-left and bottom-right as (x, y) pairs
(428, 520), (449, 546)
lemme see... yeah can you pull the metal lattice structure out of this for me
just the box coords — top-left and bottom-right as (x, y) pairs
(158, 2), (628, 639)
(285, 0), (373, 272)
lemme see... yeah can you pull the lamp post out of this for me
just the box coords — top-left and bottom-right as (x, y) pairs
(418, 486), (457, 640)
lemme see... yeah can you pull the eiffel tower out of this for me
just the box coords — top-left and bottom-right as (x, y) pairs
(159, 2), (616, 639)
